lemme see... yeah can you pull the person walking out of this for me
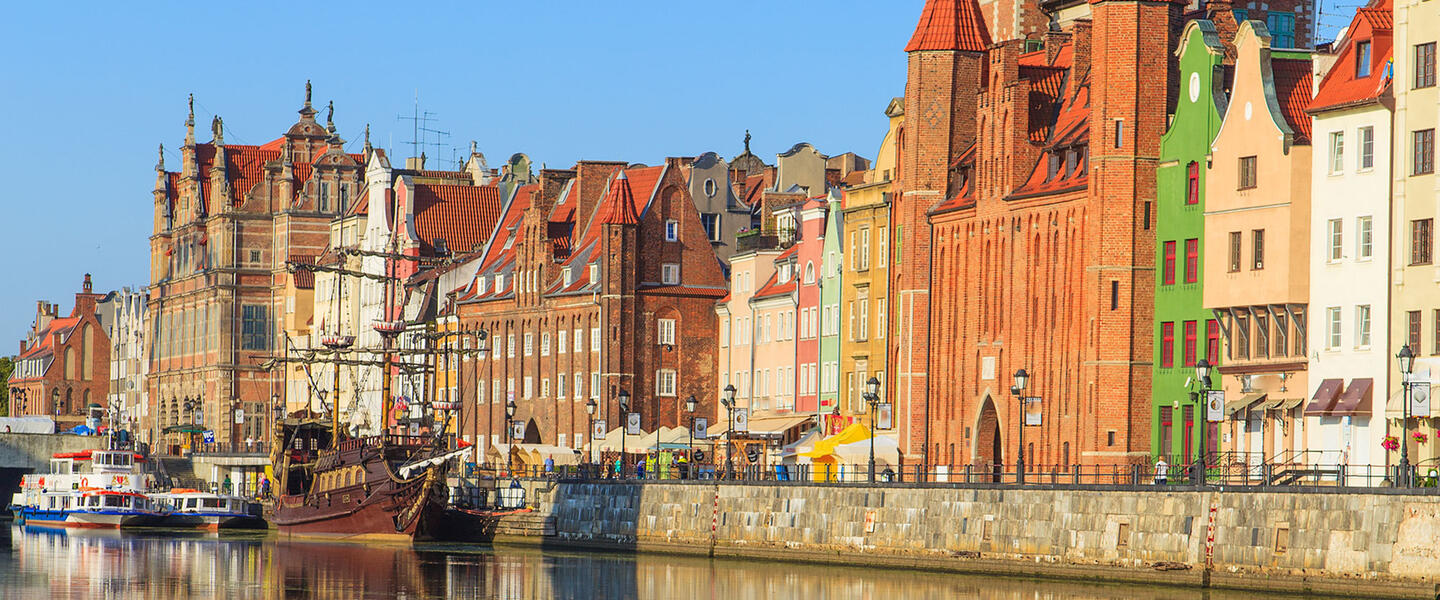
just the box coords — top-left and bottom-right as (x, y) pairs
(260, 477), (271, 499)
(544, 455), (555, 476)
(1154, 457), (1169, 485)
(613, 457), (622, 479)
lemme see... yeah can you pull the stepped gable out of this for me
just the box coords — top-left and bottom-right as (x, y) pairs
(905, 0), (992, 52)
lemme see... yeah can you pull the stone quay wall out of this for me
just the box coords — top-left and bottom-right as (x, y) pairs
(498, 481), (1440, 598)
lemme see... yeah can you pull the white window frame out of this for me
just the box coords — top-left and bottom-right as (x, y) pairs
(1328, 218), (1343, 262)
(541, 378), (550, 398)
(524, 333), (534, 356)
(574, 373), (584, 399)
(591, 327), (601, 352)
(1329, 131), (1345, 174)
(590, 372), (601, 398)
(1357, 216), (1374, 259)
(541, 332), (551, 356)
(558, 330), (568, 354)
(658, 318), (676, 345)
(661, 263), (680, 285)
(1359, 126), (1375, 170)
(1326, 307), (1343, 350)
(665, 219), (679, 242)
(1355, 304), (1372, 348)
(574, 328), (583, 353)
(507, 334), (515, 358)
(656, 369), (677, 397)
(557, 372), (567, 398)
(524, 376), (534, 398)
(877, 226), (888, 268)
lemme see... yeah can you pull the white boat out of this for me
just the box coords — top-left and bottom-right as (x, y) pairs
(151, 489), (266, 530)
(10, 448), (160, 529)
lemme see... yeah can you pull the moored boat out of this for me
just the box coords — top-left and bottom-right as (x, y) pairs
(151, 489), (267, 530)
(10, 447), (160, 529)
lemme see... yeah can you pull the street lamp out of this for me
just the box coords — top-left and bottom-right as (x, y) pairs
(1194, 358), (1213, 484)
(863, 377), (881, 483)
(585, 397), (598, 467)
(1399, 345), (1416, 487)
(1010, 368), (1029, 484)
(721, 384), (737, 477)
(618, 390), (631, 478)
(685, 394), (697, 479)
(504, 399), (517, 476)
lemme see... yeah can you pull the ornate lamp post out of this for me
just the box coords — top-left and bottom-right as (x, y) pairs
(585, 397), (598, 467)
(863, 377), (881, 483)
(1194, 358), (1213, 484)
(1399, 345), (1416, 487)
(685, 394), (697, 478)
(618, 390), (631, 478)
(721, 384), (737, 477)
(1010, 368), (1029, 484)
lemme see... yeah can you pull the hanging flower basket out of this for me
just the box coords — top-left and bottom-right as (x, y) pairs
(1382, 436), (1400, 451)
(1413, 432), (1429, 445)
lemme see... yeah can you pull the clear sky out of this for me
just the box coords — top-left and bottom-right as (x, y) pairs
(0, 1), (1351, 346)
(0, 1), (919, 343)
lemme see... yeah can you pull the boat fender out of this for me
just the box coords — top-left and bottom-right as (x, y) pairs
(80, 477), (88, 487)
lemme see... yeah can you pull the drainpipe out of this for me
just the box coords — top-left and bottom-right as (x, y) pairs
(1380, 90), (1397, 474)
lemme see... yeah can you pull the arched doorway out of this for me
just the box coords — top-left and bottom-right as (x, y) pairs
(975, 396), (1002, 482)
(522, 419), (542, 444)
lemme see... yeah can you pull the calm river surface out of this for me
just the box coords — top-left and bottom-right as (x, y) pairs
(0, 524), (1340, 599)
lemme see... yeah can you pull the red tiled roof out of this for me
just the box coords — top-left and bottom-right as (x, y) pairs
(1272, 58), (1314, 144)
(905, 0), (991, 52)
(290, 254), (317, 289)
(17, 316), (79, 362)
(1310, 0), (1393, 114)
(839, 170), (867, 187)
(598, 171), (640, 225)
(752, 268), (797, 301)
(1009, 68), (1092, 200)
(412, 182), (503, 255)
(931, 145), (978, 213)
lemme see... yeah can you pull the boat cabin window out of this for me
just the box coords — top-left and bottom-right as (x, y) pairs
(96, 452), (133, 468)
(50, 459), (73, 475)
(202, 498), (224, 509)
(103, 495), (127, 508)
(186, 498), (199, 509)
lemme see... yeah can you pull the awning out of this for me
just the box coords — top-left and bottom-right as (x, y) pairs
(1280, 397), (1306, 410)
(1260, 397), (1287, 410)
(1304, 378), (1344, 415)
(1226, 393), (1266, 417)
(1386, 384), (1437, 418)
(706, 413), (814, 438)
(800, 423), (872, 459)
(1329, 378), (1374, 417)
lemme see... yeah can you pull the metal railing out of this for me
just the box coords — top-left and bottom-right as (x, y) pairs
(193, 441), (270, 455)
(493, 461), (1440, 491)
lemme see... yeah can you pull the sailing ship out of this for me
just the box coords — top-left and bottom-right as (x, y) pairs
(268, 244), (477, 542)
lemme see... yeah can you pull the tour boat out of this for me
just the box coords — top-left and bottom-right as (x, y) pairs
(10, 448), (161, 528)
(151, 489), (267, 530)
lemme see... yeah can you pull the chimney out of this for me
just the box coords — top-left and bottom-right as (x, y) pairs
(20, 340), (26, 354)
(83, 273), (92, 294)
(405, 153), (427, 171)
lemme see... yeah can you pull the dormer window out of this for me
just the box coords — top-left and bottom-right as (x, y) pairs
(1356, 41), (1373, 78)
(1065, 147), (1078, 176)
(589, 262), (599, 283)
(494, 274), (505, 293)
(563, 266), (574, 286)
(1046, 153), (1061, 181)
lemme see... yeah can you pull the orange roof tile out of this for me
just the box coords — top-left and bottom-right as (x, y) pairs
(905, 0), (991, 53)
(1310, 0), (1393, 114)
(1272, 58), (1314, 144)
(412, 183), (503, 255)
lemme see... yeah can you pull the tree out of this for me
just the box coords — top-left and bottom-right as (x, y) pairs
(0, 356), (11, 417)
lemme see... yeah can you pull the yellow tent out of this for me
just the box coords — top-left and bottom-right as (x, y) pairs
(801, 423), (873, 481)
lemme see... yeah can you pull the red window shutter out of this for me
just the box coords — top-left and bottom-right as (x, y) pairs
(1206, 319), (1220, 364)
(1187, 162), (1200, 205)
(1184, 238), (1199, 283)
(1183, 321), (1198, 367)
(1163, 241), (1177, 285)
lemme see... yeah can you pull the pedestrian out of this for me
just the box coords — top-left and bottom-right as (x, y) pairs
(613, 457), (622, 479)
(1154, 457), (1168, 485)
(222, 475), (232, 495)
(544, 455), (555, 475)
(677, 454), (689, 480)
(260, 477), (270, 499)
(636, 458), (646, 480)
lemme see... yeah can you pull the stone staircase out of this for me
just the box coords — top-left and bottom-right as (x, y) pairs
(155, 457), (207, 491)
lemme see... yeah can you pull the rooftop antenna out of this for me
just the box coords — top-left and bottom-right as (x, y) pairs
(396, 90), (449, 164)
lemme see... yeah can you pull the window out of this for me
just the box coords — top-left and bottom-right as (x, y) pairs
(478, 379), (488, 403)
(1233, 9), (1247, 21)
(1114, 119), (1124, 149)
(541, 332), (551, 356)
(574, 328), (583, 353)
(1206, 319), (1221, 364)
(1267, 11), (1295, 48)
(661, 263), (680, 285)
(720, 318), (730, 347)
(657, 318), (676, 345)
(507, 334), (515, 358)
(1275, 312), (1288, 357)
(1183, 321), (1198, 367)
(1408, 311), (1422, 354)
(1228, 231), (1242, 272)
(1252, 229), (1265, 270)
(1184, 239), (1198, 283)
(1162, 241), (1177, 285)
(558, 330), (567, 354)
(1360, 126), (1375, 169)
(1356, 305), (1372, 348)
(523, 376), (533, 399)
(1174, 162), (1196, 208)
(591, 327), (600, 352)
(524, 333), (534, 356)
(1255, 313), (1269, 359)
(1328, 219), (1343, 261)
(589, 263), (599, 283)
(1417, 42), (1437, 89)
(702, 213), (720, 242)
(339, 184), (349, 213)
(654, 369), (677, 397)
(1110, 280), (1119, 311)
(1413, 219), (1434, 265)
(877, 227), (888, 268)
(1234, 312), (1250, 359)
(575, 373), (584, 399)
(856, 227), (871, 271)
(665, 219), (679, 242)
(240, 305), (269, 350)
(1329, 132), (1345, 174)
(1435, 309), (1440, 355)
(1358, 216), (1374, 259)
(319, 182), (330, 212)
(541, 378), (550, 398)
(1415, 129), (1435, 175)
(858, 296), (870, 340)
(1356, 41), (1373, 78)
(1327, 307), (1343, 349)
(1160, 322), (1175, 368)
(1238, 156), (1257, 189)
(249, 249), (262, 265)
(877, 298), (887, 339)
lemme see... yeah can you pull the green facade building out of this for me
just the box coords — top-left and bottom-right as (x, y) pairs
(1152, 21), (1227, 463)
(818, 191), (844, 420)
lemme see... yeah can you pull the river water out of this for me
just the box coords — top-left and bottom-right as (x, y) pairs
(0, 524), (1336, 599)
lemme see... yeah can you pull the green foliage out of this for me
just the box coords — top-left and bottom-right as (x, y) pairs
(0, 356), (11, 417)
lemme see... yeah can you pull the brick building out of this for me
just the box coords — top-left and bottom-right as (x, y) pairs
(453, 160), (728, 456)
(8, 275), (110, 429)
(899, 0), (1180, 470)
(147, 84), (363, 453)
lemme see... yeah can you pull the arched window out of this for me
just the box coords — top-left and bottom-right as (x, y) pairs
(82, 324), (94, 380)
(65, 347), (76, 379)
(804, 262), (816, 284)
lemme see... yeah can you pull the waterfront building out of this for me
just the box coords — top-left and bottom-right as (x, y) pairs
(1203, 22), (1313, 463)
(1389, 0), (1439, 464)
(686, 151), (755, 265)
(97, 287), (149, 441)
(816, 190), (845, 428)
(1152, 21), (1229, 464)
(455, 160), (727, 456)
(7, 275), (110, 429)
(717, 245), (783, 422)
(147, 85), (364, 454)
(793, 198), (828, 416)
(1303, 1), (1394, 471)
(838, 102), (898, 435)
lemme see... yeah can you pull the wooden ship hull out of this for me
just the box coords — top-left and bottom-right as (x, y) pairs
(271, 435), (452, 542)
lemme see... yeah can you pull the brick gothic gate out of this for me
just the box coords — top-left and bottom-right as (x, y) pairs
(975, 396), (1002, 482)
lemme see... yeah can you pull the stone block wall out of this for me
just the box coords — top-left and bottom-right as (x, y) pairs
(514, 481), (1440, 598)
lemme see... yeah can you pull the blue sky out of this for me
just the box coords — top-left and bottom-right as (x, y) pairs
(0, 1), (1351, 345)
(0, 2), (917, 342)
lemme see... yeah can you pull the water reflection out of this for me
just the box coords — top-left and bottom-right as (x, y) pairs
(1, 525), (1327, 599)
